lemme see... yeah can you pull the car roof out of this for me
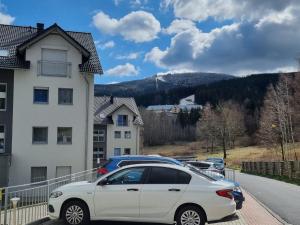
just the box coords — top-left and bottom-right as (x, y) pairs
(110, 155), (182, 164)
(120, 163), (190, 172)
(187, 160), (213, 165)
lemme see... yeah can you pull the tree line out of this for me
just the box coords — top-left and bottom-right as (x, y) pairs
(140, 73), (300, 161)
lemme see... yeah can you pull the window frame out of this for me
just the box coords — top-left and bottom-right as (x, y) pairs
(114, 131), (121, 139)
(31, 167), (47, 183)
(114, 148), (121, 156)
(124, 131), (131, 139)
(58, 88), (73, 105)
(0, 83), (7, 111)
(57, 127), (72, 145)
(0, 124), (5, 153)
(117, 115), (128, 127)
(93, 129), (105, 142)
(33, 87), (49, 104)
(32, 127), (48, 144)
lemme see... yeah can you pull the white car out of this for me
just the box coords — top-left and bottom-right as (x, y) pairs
(48, 164), (236, 225)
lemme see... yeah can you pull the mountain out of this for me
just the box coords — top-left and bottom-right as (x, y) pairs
(94, 72), (234, 97)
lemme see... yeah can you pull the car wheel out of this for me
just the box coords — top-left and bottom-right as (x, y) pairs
(62, 200), (89, 225)
(176, 206), (206, 225)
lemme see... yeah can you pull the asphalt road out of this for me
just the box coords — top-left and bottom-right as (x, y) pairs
(236, 172), (300, 225)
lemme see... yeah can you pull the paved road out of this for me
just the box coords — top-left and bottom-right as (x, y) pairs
(236, 172), (300, 225)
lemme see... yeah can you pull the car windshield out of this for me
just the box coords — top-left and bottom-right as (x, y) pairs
(184, 164), (217, 181)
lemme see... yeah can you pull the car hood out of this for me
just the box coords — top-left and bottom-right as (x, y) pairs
(55, 181), (94, 191)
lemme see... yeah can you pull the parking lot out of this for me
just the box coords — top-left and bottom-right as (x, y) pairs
(40, 190), (284, 225)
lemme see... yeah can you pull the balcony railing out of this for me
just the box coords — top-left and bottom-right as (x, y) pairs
(37, 60), (72, 77)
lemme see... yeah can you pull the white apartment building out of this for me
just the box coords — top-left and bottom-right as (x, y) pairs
(93, 96), (143, 167)
(0, 23), (102, 186)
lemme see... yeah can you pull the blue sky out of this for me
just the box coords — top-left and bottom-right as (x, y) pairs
(1, 0), (300, 84)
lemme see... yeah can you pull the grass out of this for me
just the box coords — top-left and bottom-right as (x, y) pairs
(143, 142), (300, 170)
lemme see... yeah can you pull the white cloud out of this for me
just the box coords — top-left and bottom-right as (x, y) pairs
(0, 12), (14, 25)
(116, 52), (140, 60)
(146, 0), (300, 75)
(106, 63), (139, 76)
(92, 11), (161, 43)
(163, 19), (196, 35)
(95, 40), (115, 50)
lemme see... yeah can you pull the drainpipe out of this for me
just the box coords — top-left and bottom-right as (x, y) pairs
(82, 74), (89, 170)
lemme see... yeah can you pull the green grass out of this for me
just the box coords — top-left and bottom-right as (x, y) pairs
(243, 171), (300, 186)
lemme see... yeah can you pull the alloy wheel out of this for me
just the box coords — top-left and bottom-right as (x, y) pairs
(65, 205), (84, 225)
(180, 210), (201, 225)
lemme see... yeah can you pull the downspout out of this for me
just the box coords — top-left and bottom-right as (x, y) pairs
(82, 73), (89, 170)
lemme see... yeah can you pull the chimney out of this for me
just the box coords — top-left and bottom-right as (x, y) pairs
(110, 96), (114, 104)
(36, 23), (44, 33)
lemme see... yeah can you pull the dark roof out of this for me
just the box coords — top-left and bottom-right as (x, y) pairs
(94, 96), (143, 126)
(0, 23), (102, 74)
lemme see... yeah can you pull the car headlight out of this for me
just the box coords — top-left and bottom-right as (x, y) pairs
(49, 191), (63, 198)
(233, 186), (242, 193)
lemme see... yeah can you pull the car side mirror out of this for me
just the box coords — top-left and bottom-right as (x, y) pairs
(98, 178), (108, 186)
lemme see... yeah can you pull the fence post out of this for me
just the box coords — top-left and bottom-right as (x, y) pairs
(3, 187), (9, 225)
(47, 180), (50, 206)
(11, 197), (20, 225)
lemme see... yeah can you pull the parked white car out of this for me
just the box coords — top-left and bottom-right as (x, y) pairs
(48, 164), (236, 225)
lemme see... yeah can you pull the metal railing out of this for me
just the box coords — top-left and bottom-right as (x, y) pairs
(0, 168), (98, 225)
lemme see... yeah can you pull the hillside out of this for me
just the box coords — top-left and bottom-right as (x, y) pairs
(94, 72), (234, 97)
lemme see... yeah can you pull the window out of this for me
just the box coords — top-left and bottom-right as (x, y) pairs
(0, 125), (4, 153)
(33, 87), (49, 104)
(56, 166), (71, 178)
(57, 127), (72, 144)
(124, 148), (131, 155)
(106, 167), (145, 185)
(94, 129), (105, 142)
(146, 167), (191, 184)
(31, 167), (47, 183)
(58, 88), (73, 105)
(39, 49), (70, 77)
(93, 147), (104, 159)
(124, 131), (131, 139)
(32, 127), (48, 144)
(114, 131), (121, 139)
(0, 83), (7, 110)
(117, 115), (128, 126)
(114, 148), (121, 156)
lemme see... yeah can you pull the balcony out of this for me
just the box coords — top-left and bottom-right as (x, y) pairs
(37, 60), (72, 77)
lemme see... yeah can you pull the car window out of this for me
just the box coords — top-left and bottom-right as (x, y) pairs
(107, 167), (145, 185)
(146, 167), (191, 184)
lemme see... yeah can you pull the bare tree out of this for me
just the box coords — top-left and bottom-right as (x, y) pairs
(258, 74), (296, 161)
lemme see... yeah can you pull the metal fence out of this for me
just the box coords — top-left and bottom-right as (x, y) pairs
(0, 168), (98, 225)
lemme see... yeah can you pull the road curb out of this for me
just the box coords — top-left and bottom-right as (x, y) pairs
(242, 188), (292, 225)
(26, 217), (50, 225)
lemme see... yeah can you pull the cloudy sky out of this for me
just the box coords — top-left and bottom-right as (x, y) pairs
(1, 0), (300, 84)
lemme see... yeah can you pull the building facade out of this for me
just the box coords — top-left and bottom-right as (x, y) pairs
(93, 97), (143, 168)
(0, 23), (102, 186)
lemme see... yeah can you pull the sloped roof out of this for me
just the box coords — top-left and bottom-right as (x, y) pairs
(0, 23), (102, 74)
(94, 96), (143, 126)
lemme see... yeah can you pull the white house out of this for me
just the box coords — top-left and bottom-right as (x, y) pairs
(93, 96), (143, 167)
(0, 23), (102, 186)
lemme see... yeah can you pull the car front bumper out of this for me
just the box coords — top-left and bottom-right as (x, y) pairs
(48, 197), (64, 219)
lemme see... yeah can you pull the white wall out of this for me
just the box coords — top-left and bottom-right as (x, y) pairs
(9, 34), (94, 185)
(106, 106), (140, 159)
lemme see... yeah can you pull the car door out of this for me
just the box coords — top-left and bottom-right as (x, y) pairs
(139, 167), (191, 219)
(94, 167), (146, 218)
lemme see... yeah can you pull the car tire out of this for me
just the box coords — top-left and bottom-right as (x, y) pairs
(62, 200), (90, 225)
(176, 206), (206, 225)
